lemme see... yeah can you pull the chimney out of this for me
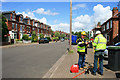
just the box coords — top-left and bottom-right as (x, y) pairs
(112, 7), (118, 16)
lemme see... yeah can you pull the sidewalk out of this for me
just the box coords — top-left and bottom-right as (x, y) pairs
(48, 45), (118, 78)
(0, 41), (56, 48)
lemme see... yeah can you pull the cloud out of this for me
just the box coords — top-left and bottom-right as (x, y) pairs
(93, 4), (112, 23)
(73, 4), (86, 10)
(73, 4), (112, 32)
(1, 0), (5, 2)
(53, 19), (58, 23)
(17, 11), (47, 24)
(33, 8), (59, 16)
(51, 23), (70, 33)
(39, 17), (47, 24)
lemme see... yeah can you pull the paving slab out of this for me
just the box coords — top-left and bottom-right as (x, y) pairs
(50, 45), (118, 78)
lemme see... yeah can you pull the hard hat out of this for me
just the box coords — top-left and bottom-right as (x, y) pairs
(96, 31), (101, 35)
(81, 31), (86, 36)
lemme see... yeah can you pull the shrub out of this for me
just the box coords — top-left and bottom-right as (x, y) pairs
(39, 33), (44, 38)
(32, 36), (38, 42)
(20, 39), (23, 41)
(45, 37), (51, 41)
(16, 39), (19, 41)
(22, 34), (29, 41)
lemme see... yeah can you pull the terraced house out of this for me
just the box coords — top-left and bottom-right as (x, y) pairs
(2, 11), (52, 41)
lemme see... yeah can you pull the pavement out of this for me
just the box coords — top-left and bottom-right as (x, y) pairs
(0, 41), (56, 48)
(43, 45), (120, 78)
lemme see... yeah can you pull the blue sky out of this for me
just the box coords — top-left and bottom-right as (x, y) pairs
(1, 1), (119, 32)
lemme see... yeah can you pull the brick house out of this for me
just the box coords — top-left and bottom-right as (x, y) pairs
(16, 14), (25, 39)
(2, 11), (18, 40)
(2, 11), (52, 43)
(101, 7), (119, 45)
(23, 16), (31, 36)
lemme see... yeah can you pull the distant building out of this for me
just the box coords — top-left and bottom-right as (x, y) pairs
(2, 11), (52, 43)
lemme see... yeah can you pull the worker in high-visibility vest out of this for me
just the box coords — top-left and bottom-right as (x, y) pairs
(76, 31), (89, 70)
(92, 31), (107, 75)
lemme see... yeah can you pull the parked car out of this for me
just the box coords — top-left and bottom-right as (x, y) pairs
(39, 38), (49, 44)
(60, 38), (64, 42)
(103, 42), (120, 59)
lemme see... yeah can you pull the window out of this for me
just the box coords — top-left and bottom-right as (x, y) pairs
(12, 14), (15, 20)
(33, 28), (35, 30)
(35, 23), (37, 27)
(28, 20), (30, 24)
(107, 22), (109, 29)
(110, 20), (112, 28)
(16, 24), (17, 30)
(41, 30), (43, 33)
(12, 23), (14, 30)
(21, 17), (22, 21)
(14, 33), (17, 39)
(23, 25), (25, 31)
(103, 25), (105, 31)
(33, 21), (34, 26)
(20, 25), (22, 32)
(41, 25), (43, 28)
(38, 29), (39, 33)
(29, 27), (30, 32)
(107, 34), (109, 42)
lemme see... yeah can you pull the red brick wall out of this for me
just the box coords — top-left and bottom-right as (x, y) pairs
(112, 7), (118, 17)
(112, 19), (119, 39)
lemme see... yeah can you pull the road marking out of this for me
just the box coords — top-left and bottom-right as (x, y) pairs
(42, 51), (67, 78)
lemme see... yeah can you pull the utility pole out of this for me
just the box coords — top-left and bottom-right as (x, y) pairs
(70, 0), (72, 51)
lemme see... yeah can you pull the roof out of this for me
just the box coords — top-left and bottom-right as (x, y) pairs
(2, 11), (15, 14)
(16, 14), (23, 17)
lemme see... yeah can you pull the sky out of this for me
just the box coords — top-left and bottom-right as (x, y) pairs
(1, 1), (119, 33)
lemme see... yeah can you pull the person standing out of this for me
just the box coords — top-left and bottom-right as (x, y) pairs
(76, 31), (88, 70)
(92, 31), (107, 75)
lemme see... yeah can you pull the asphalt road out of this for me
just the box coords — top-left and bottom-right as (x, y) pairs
(2, 41), (69, 78)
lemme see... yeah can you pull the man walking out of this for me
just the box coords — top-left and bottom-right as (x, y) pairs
(76, 31), (88, 70)
(92, 31), (107, 75)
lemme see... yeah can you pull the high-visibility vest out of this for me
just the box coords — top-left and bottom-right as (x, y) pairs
(93, 34), (107, 51)
(77, 38), (86, 53)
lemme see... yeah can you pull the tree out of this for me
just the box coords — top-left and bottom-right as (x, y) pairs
(61, 33), (66, 38)
(51, 30), (54, 37)
(1, 15), (9, 42)
(55, 32), (60, 37)
(72, 31), (74, 35)
(32, 31), (38, 42)
(39, 33), (44, 38)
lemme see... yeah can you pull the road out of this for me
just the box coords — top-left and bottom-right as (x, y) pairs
(2, 41), (69, 78)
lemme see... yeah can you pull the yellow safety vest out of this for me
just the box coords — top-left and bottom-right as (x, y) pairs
(93, 34), (107, 51)
(77, 38), (86, 53)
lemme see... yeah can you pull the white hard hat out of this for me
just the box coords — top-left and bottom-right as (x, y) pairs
(96, 31), (101, 35)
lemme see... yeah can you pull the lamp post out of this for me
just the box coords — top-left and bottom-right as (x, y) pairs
(70, 0), (72, 51)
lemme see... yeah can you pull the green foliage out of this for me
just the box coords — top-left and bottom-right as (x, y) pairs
(69, 50), (74, 54)
(1, 15), (9, 41)
(32, 31), (38, 42)
(32, 36), (38, 42)
(52, 37), (59, 41)
(39, 33), (44, 38)
(61, 33), (66, 38)
(20, 39), (23, 41)
(51, 30), (54, 37)
(45, 37), (51, 41)
(55, 32), (60, 37)
(22, 34), (31, 41)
